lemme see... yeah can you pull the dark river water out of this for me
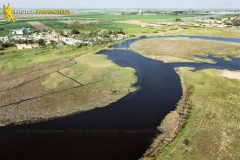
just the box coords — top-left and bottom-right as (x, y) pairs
(0, 36), (240, 160)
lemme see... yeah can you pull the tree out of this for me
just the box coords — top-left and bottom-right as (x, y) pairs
(183, 138), (190, 145)
(175, 18), (182, 22)
(38, 39), (45, 46)
(233, 17), (240, 26)
(71, 28), (80, 34)
(1, 41), (14, 48)
(118, 28), (124, 34)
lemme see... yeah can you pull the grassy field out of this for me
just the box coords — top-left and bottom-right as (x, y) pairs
(131, 38), (240, 62)
(0, 45), (108, 75)
(0, 43), (137, 126)
(125, 25), (240, 37)
(157, 26), (240, 38)
(131, 38), (240, 160)
(156, 68), (240, 160)
(66, 13), (201, 20)
(102, 21), (240, 37)
(89, 21), (140, 30)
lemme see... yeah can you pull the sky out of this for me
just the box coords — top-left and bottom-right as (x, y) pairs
(1, 0), (240, 9)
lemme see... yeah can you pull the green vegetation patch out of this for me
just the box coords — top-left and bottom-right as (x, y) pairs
(156, 68), (240, 160)
(39, 20), (71, 29)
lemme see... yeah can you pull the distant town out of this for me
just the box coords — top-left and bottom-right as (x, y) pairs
(0, 24), (130, 50)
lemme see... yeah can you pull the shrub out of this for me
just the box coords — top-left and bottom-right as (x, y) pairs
(71, 29), (80, 34)
(1, 42), (14, 48)
(77, 43), (88, 48)
(233, 18), (240, 26)
(0, 44), (4, 50)
(50, 40), (58, 48)
(183, 138), (190, 145)
(175, 18), (182, 22)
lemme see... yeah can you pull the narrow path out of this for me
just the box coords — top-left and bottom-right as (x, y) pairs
(57, 71), (83, 86)
(0, 62), (77, 93)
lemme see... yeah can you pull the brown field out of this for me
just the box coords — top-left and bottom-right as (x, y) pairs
(29, 21), (52, 30)
(116, 20), (161, 27)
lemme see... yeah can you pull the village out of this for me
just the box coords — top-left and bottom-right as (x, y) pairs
(0, 27), (130, 50)
(197, 16), (240, 28)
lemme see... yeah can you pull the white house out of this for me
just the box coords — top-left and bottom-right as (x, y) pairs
(16, 44), (39, 50)
(11, 28), (31, 35)
(12, 29), (23, 35)
(62, 38), (82, 45)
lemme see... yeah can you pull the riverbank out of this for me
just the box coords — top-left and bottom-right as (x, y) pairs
(141, 70), (192, 159)
(131, 38), (240, 160)
(155, 68), (240, 160)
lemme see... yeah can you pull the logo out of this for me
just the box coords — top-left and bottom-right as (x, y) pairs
(3, 4), (15, 23)
(2, 4), (71, 23)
